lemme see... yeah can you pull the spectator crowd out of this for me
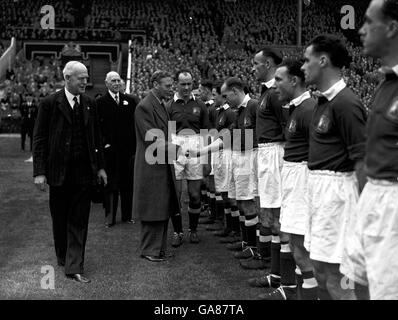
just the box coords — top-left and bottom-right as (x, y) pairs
(0, 0), (379, 133)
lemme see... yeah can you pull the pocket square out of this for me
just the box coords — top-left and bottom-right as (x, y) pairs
(123, 100), (129, 105)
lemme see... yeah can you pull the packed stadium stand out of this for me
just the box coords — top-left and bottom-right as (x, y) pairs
(0, 0), (378, 133)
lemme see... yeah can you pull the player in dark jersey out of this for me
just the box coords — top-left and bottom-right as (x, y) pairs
(211, 81), (242, 241)
(168, 69), (210, 245)
(341, 0), (398, 300)
(192, 80), (242, 241)
(188, 77), (259, 257)
(198, 79), (220, 229)
(245, 48), (288, 278)
(257, 58), (318, 300)
(301, 34), (367, 300)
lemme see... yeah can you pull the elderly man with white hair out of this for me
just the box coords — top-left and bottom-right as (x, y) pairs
(96, 71), (139, 227)
(33, 61), (107, 284)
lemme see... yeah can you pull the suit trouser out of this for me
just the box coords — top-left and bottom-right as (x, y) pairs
(105, 156), (134, 223)
(49, 184), (91, 275)
(20, 123), (32, 151)
(140, 220), (169, 256)
(121, 156), (135, 221)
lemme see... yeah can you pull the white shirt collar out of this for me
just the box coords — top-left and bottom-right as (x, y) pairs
(321, 79), (346, 101)
(262, 78), (275, 89)
(65, 87), (79, 109)
(392, 65), (398, 76)
(379, 64), (398, 76)
(290, 91), (311, 107)
(205, 99), (214, 105)
(109, 90), (119, 101)
(238, 94), (251, 108)
(173, 92), (195, 102)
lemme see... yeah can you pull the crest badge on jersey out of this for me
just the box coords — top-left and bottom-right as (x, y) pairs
(244, 117), (251, 127)
(219, 115), (225, 126)
(386, 97), (398, 122)
(316, 114), (331, 133)
(192, 107), (201, 116)
(288, 119), (297, 133)
(260, 97), (268, 110)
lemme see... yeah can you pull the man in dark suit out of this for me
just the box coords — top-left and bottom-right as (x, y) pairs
(133, 70), (181, 262)
(20, 94), (38, 152)
(33, 61), (107, 283)
(97, 71), (139, 227)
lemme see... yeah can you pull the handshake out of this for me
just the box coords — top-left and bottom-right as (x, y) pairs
(179, 145), (201, 159)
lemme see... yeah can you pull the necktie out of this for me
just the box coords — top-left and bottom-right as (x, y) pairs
(73, 96), (79, 109)
(115, 94), (119, 105)
(261, 85), (267, 95)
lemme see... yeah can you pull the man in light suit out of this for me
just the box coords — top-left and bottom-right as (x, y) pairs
(97, 71), (139, 227)
(33, 61), (107, 283)
(133, 70), (181, 262)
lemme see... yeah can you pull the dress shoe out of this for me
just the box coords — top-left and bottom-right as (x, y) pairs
(122, 219), (135, 224)
(141, 255), (165, 262)
(66, 273), (91, 283)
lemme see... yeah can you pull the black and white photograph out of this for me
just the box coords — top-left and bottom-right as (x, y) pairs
(0, 0), (397, 307)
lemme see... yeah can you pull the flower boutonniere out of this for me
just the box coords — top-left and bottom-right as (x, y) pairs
(123, 100), (129, 106)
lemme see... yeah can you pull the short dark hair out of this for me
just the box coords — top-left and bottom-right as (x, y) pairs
(278, 58), (305, 83)
(381, 0), (398, 21)
(175, 68), (193, 82)
(308, 34), (351, 69)
(257, 47), (283, 65)
(150, 70), (172, 87)
(223, 77), (245, 92)
(200, 79), (213, 91)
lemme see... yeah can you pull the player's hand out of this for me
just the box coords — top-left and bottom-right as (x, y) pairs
(185, 148), (200, 158)
(98, 169), (108, 186)
(34, 175), (47, 192)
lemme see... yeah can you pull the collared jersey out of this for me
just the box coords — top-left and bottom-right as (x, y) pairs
(208, 103), (218, 129)
(215, 104), (237, 150)
(284, 93), (316, 162)
(256, 85), (288, 143)
(230, 98), (259, 151)
(168, 96), (210, 134)
(308, 87), (367, 172)
(365, 72), (398, 181)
